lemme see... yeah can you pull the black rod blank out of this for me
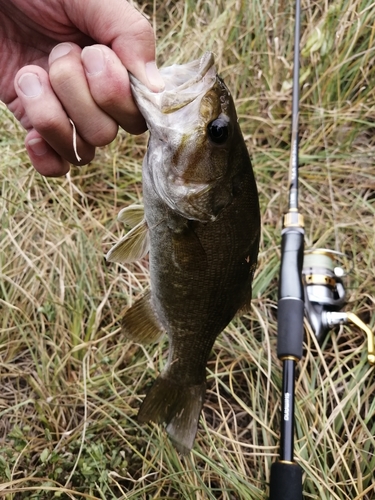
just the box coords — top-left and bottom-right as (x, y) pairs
(279, 358), (296, 463)
(269, 0), (304, 497)
(288, 0), (301, 211)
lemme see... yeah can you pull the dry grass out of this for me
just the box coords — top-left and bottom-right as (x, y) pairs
(1, 0), (375, 498)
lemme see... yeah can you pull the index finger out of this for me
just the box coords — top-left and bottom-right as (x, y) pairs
(65, 0), (165, 92)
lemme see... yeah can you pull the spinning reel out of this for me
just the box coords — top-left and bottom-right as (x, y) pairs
(303, 249), (375, 365)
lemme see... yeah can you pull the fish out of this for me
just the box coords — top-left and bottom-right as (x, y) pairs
(106, 52), (260, 454)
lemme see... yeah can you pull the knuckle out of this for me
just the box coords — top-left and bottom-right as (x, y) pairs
(32, 112), (62, 136)
(83, 121), (118, 147)
(131, 16), (154, 42)
(96, 83), (130, 110)
(49, 64), (76, 92)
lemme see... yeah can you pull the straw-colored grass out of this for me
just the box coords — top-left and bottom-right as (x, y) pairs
(1, 0), (375, 498)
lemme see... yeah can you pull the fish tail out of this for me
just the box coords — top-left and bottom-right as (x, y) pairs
(138, 375), (206, 455)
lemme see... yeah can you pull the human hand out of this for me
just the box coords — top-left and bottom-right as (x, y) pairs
(0, 0), (164, 176)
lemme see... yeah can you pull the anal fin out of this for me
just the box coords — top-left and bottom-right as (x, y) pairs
(122, 291), (164, 344)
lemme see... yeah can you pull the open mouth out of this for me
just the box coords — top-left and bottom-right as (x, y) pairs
(157, 53), (217, 113)
(160, 52), (215, 91)
(130, 53), (217, 115)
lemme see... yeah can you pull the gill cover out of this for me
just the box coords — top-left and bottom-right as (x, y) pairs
(130, 53), (238, 222)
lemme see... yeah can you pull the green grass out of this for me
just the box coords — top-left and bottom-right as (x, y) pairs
(1, 0), (375, 498)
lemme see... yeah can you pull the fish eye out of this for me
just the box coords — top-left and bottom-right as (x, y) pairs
(207, 118), (229, 144)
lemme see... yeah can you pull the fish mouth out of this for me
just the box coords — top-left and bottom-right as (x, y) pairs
(131, 53), (228, 223)
(130, 52), (217, 114)
(160, 52), (215, 92)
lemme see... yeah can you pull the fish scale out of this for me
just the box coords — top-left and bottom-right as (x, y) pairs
(106, 52), (260, 454)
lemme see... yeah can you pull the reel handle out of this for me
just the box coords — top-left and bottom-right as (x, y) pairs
(303, 249), (375, 364)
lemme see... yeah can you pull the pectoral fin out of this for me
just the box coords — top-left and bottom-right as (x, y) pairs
(106, 219), (149, 263)
(122, 291), (164, 344)
(170, 221), (207, 271)
(117, 204), (145, 227)
(236, 262), (257, 316)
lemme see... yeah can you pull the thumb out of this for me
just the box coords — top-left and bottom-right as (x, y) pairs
(67, 0), (164, 91)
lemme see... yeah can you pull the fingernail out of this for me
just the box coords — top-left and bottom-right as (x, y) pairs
(145, 61), (165, 92)
(18, 73), (42, 97)
(82, 46), (105, 75)
(49, 42), (72, 64)
(27, 138), (48, 156)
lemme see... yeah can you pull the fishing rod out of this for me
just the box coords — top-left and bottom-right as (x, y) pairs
(269, 0), (304, 497)
(268, 0), (375, 497)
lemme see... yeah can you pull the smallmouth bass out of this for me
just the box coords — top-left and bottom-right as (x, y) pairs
(107, 53), (260, 454)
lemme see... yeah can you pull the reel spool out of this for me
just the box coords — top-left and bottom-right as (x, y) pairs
(303, 249), (375, 365)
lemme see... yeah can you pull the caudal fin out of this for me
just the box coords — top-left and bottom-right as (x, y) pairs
(138, 375), (206, 455)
